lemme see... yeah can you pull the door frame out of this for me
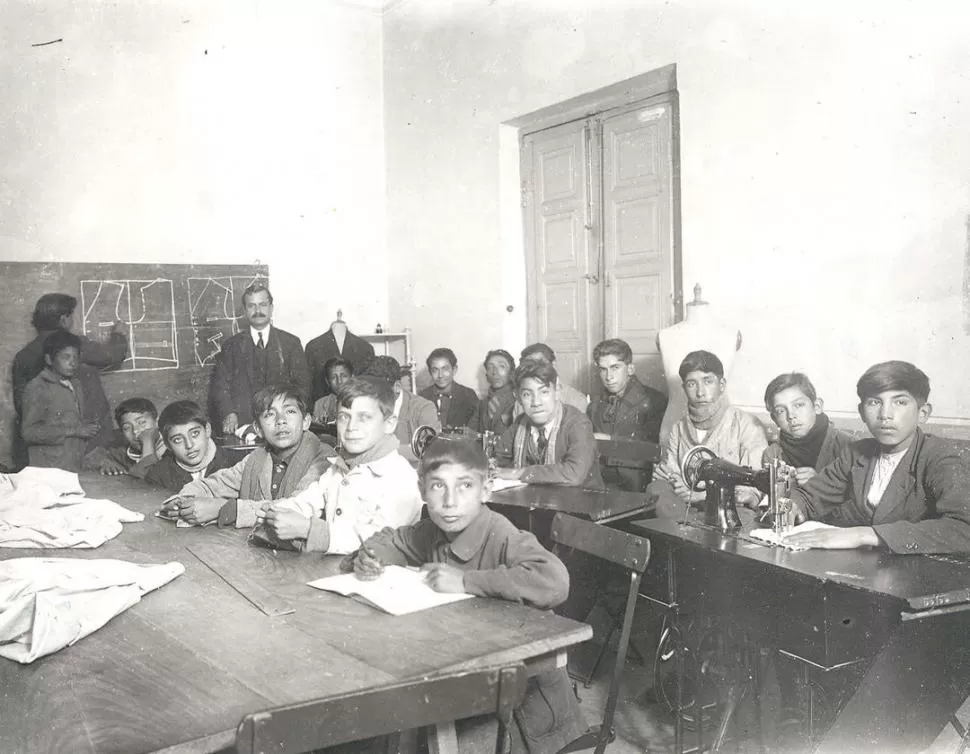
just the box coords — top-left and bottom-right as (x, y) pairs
(509, 64), (683, 349)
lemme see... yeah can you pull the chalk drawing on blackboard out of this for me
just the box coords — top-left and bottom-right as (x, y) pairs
(188, 274), (267, 366)
(80, 279), (179, 371)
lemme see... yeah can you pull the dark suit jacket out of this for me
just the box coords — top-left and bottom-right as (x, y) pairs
(210, 327), (311, 426)
(792, 429), (970, 554)
(496, 404), (604, 489)
(305, 329), (375, 403)
(419, 382), (480, 430)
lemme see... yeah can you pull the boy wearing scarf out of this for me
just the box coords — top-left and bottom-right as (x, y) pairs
(143, 400), (233, 490)
(762, 373), (851, 482)
(259, 376), (423, 553)
(494, 361), (603, 489)
(652, 350), (767, 518)
(165, 384), (332, 527)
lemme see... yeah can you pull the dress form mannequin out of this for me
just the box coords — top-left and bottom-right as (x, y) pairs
(657, 284), (742, 442)
(331, 310), (348, 354)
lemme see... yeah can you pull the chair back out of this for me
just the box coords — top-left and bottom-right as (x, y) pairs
(595, 437), (661, 469)
(551, 512), (650, 574)
(235, 664), (527, 754)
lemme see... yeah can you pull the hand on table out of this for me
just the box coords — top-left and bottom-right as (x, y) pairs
(422, 563), (466, 593)
(353, 547), (385, 581)
(178, 496), (224, 526)
(782, 525), (879, 550)
(261, 504), (311, 541)
(100, 456), (128, 476)
(670, 476), (705, 505)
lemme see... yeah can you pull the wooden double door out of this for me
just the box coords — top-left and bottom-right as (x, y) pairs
(522, 92), (680, 396)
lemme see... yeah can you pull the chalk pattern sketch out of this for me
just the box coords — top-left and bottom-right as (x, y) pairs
(188, 275), (267, 366)
(80, 279), (179, 371)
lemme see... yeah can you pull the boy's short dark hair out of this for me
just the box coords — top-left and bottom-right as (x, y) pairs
(513, 361), (558, 391)
(678, 350), (724, 381)
(251, 384), (307, 418)
(32, 293), (78, 331)
(856, 361), (930, 405)
(360, 355), (403, 385)
(337, 376), (395, 419)
(764, 372), (818, 411)
(114, 397), (158, 428)
(158, 400), (209, 441)
(425, 347), (457, 370)
(419, 438), (488, 480)
(323, 357), (353, 382)
(43, 330), (81, 360)
(521, 343), (556, 362)
(484, 349), (515, 371)
(592, 338), (632, 364)
(242, 281), (273, 304)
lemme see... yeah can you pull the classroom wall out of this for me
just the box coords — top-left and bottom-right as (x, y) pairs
(0, 0), (388, 348)
(383, 0), (970, 425)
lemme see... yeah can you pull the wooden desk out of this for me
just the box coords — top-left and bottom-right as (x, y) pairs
(489, 484), (650, 525)
(0, 475), (591, 754)
(632, 517), (970, 752)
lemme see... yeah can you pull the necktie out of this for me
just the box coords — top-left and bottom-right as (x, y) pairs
(257, 332), (265, 350)
(536, 427), (548, 460)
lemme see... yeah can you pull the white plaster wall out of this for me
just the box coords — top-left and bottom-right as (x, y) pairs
(384, 0), (970, 421)
(0, 0), (388, 344)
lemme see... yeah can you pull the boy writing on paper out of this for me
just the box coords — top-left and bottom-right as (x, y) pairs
(163, 384), (331, 527)
(782, 361), (970, 553)
(762, 372), (852, 484)
(349, 438), (586, 754)
(249, 376), (423, 552)
(143, 401), (234, 491)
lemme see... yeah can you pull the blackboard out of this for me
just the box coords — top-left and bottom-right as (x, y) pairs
(0, 261), (268, 467)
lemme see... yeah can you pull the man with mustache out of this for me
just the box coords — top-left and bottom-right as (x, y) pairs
(209, 283), (311, 437)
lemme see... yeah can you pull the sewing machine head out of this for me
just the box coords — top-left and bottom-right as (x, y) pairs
(680, 446), (775, 533)
(411, 425), (498, 465)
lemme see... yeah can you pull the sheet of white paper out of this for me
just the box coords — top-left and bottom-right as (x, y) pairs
(307, 565), (474, 616)
(489, 478), (528, 493)
(748, 520), (836, 550)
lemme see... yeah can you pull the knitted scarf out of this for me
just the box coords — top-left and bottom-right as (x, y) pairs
(687, 393), (730, 432)
(512, 403), (562, 468)
(779, 413), (830, 469)
(239, 432), (324, 501)
(330, 434), (399, 472)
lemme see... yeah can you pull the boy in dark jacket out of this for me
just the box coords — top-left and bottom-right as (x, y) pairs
(144, 401), (233, 491)
(784, 361), (970, 553)
(351, 439), (585, 754)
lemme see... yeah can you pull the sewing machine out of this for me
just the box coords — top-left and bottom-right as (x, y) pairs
(679, 446), (795, 535)
(411, 425), (498, 465)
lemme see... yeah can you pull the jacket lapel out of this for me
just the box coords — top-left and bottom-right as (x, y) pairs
(871, 434), (921, 524)
(850, 454), (871, 521)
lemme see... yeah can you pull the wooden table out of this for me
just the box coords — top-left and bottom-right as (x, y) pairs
(489, 484), (650, 525)
(0, 474), (591, 754)
(632, 516), (970, 752)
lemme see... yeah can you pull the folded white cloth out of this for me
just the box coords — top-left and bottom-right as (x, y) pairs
(0, 558), (184, 663)
(0, 468), (144, 548)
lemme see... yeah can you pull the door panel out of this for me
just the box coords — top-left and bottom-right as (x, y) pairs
(601, 102), (673, 388)
(523, 119), (597, 394)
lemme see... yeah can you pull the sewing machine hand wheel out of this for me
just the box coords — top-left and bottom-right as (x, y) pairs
(411, 425), (438, 459)
(681, 445), (717, 491)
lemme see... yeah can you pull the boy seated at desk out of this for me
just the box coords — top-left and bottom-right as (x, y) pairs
(164, 384), (332, 527)
(312, 357), (353, 425)
(246, 376), (423, 552)
(588, 338), (668, 492)
(518, 343), (589, 414)
(420, 347), (480, 430)
(650, 350), (767, 519)
(762, 372), (852, 484)
(143, 400), (234, 490)
(84, 397), (166, 477)
(349, 438), (586, 754)
(478, 348), (517, 434)
(782, 361), (970, 553)
(359, 355), (439, 462)
(20, 331), (101, 472)
(494, 361), (603, 488)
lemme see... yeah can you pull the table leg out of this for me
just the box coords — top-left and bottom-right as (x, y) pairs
(429, 722), (458, 754)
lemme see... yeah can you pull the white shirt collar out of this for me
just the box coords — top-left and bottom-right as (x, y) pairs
(250, 324), (272, 346)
